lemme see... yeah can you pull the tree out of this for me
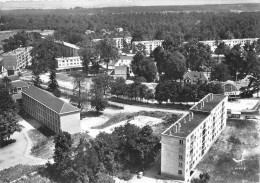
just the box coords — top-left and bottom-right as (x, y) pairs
(210, 63), (230, 82)
(0, 109), (22, 147)
(32, 75), (42, 89)
(53, 132), (73, 171)
(164, 51), (187, 81)
(131, 29), (144, 41)
(110, 77), (128, 98)
(97, 38), (119, 71)
(181, 83), (198, 103)
(79, 40), (98, 76)
(70, 72), (87, 110)
(0, 84), (16, 112)
(168, 81), (183, 104)
(30, 36), (61, 74)
(131, 51), (145, 76)
(92, 73), (114, 95)
(90, 84), (108, 113)
(53, 88), (62, 98)
(139, 84), (149, 101)
(151, 46), (167, 75)
(144, 89), (154, 103)
(138, 58), (157, 82)
(180, 39), (212, 71)
(2, 76), (11, 88)
(47, 70), (59, 92)
(155, 81), (170, 104)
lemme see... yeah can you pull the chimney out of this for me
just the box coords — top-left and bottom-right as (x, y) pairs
(200, 102), (203, 109)
(191, 112), (194, 119)
(184, 118), (187, 123)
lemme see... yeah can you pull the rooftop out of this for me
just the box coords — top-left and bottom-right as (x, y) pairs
(22, 86), (80, 114)
(3, 47), (32, 56)
(11, 80), (30, 89)
(183, 71), (208, 81)
(55, 41), (80, 50)
(56, 56), (81, 61)
(162, 94), (227, 138)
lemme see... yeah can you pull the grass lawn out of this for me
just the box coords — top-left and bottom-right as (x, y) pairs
(195, 119), (260, 183)
(27, 126), (55, 160)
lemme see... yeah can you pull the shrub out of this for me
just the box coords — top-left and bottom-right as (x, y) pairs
(118, 170), (133, 181)
(228, 135), (241, 144)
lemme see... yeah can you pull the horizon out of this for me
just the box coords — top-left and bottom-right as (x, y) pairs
(0, 0), (260, 10)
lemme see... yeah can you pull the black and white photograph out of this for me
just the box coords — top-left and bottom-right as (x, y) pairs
(0, 0), (260, 182)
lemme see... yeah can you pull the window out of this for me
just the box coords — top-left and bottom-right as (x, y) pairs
(178, 170), (182, 175)
(179, 163), (183, 167)
(179, 140), (184, 144)
(179, 155), (183, 160)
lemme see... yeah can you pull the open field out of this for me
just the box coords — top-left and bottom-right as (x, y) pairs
(195, 119), (260, 183)
(227, 99), (260, 111)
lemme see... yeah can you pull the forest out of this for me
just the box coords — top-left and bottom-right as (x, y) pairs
(1, 9), (260, 44)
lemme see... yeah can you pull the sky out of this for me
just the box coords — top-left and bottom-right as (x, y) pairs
(0, 0), (259, 10)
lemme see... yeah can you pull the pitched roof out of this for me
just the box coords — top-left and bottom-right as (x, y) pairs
(11, 80), (30, 89)
(183, 71), (208, 81)
(22, 86), (80, 114)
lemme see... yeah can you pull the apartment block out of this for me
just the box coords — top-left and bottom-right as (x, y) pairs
(1, 47), (32, 76)
(199, 38), (259, 52)
(55, 41), (80, 57)
(161, 93), (228, 182)
(22, 86), (81, 134)
(56, 56), (82, 71)
(132, 40), (163, 55)
(93, 37), (132, 50)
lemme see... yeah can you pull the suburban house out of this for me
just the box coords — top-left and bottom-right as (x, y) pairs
(183, 71), (208, 85)
(22, 86), (81, 134)
(161, 93), (228, 182)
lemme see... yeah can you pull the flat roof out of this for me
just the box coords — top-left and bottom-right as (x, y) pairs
(162, 94), (227, 138)
(190, 95), (226, 112)
(163, 113), (208, 138)
(22, 86), (80, 114)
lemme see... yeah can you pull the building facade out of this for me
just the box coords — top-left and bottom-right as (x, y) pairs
(1, 47), (32, 76)
(93, 37), (132, 50)
(10, 80), (30, 101)
(56, 56), (82, 71)
(183, 71), (208, 85)
(161, 93), (228, 182)
(199, 38), (259, 52)
(22, 86), (81, 134)
(132, 40), (163, 55)
(55, 41), (80, 57)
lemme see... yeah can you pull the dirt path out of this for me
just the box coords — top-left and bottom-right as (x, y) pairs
(0, 119), (48, 171)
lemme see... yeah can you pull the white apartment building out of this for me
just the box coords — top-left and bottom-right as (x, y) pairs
(1, 47), (33, 76)
(132, 40), (163, 55)
(199, 38), (259, 52)
(161, 93), (228, 182)
(56, 56), (82, 71)
(93, 37), (132, 50)
(55, 41), (80, 57)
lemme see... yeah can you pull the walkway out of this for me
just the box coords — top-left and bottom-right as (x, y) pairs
(0, 118), (48, 171)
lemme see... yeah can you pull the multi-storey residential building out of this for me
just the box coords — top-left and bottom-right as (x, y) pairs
(93, 37), (132, 50)
(161, 93), (228, 182)
(22, 86), (81, 134)
(56, 56), (82, 71)
(55, 41), (80, 57)
(1, 47), (32, 76)
(132, 40), (163, 55)
(199, 38), (259, 52)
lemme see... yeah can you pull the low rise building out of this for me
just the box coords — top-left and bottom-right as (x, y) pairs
(93, 37), (132, 50)
(10, 80), (30, 101)
(161, 93), (228, 182)
(56, 56), (82, 71)
(22, 86), (81, 134)
(1, 47), (32, 76)
(183, 71), (208, 85)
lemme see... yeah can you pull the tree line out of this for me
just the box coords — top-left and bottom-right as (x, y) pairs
(1, 10), (260, 43)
